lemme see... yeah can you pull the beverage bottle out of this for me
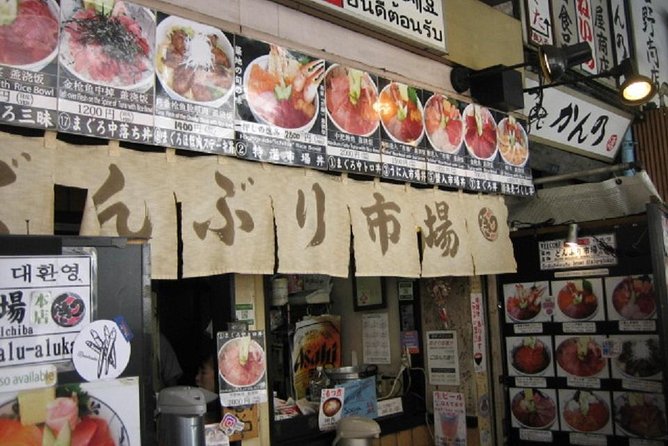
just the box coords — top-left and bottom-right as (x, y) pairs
(309, 365), (328, 403)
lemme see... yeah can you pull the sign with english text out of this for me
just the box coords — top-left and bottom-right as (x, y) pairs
(0, 255), (93, 368)
(538, 233), (617, 270)
(524, 77), (632, 161)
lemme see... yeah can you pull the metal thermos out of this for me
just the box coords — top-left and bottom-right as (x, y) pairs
(157, 386), (207, 446)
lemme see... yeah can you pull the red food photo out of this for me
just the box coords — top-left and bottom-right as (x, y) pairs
(563, 391), (609, 432)
(0, 0), (59, 68)
(424, 94), (463, 153)
(511, 337), (550, 375)
(557, 280), (598, 320)
(378, 82), (424, 144)
(463, 104), (497, 160)
(505, 283), (545, 322)
(325, 65), (379, 136)
(611, 276), (656, 320)
(556, 336), (606, 377)
(218, 336), (266, 387)
(245, 44), (324, 130)
(0, 386), (123, 446)
(511, 389), (556, 429)
(60, 0), (154, 89)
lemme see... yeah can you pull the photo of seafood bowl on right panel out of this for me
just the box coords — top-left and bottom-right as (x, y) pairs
(605, 275), (657, 321)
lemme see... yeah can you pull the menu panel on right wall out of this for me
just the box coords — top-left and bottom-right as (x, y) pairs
(499, 221), (668, 445)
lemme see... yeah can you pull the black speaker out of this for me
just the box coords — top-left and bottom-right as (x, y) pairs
(469, 67), (524, 112)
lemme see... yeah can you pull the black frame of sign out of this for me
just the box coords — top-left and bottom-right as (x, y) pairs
(353, 276), (386, 311)
(497, 216), (668, 445)
(646, 201), (668, 403)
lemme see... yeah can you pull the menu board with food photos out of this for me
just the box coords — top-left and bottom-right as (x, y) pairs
(153, 13), (235, 154)
(234, 36), (328, 169)
(0, 0), (60, 130)
(424, 92), (468, 189)
(377, 78), (427, 183)
(0, 0), (535, 196)
(57, 0), (155, 143)
(324, 63), (382, 176)
(500, 224), (668, 444)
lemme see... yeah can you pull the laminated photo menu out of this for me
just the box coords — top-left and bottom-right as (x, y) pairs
(57, 0), (155, 143)
(324, 63), (382, 176)
(500, 228), (668, 444)
(234, 36), (327, 169)
(377, 78), (427, 183)
(153, 13), (235, 154)
(0, 0), (60, 129)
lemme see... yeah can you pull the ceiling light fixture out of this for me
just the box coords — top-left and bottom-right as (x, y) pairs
(525, 57), (657, 106)
(538, 42), (593, 83)
(564, 223), (579, 248)
(450, 43), (593, 112)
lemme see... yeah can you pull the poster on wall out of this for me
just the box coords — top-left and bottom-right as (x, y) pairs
(433, 391), (466, 446)
(423, 92), (467, 189)
(57, 0), (156, 143)
(0, 254), (93, 368)
(324, 63), (382, 176)
(426, 330), (460, 386)
(217, 330), (268, 406)
(234, 36), (328, 169)
(0, 377), (141, 445)
(461, 104), (502, 194)
(0, 0), (60, 130)
(153, 13), (236, 154)
(377, 78), (427, 183)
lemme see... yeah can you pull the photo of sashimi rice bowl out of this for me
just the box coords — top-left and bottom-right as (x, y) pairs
(244, 44), (324, 130)
(60, 0), (154, 90)
(611, 275), (656, 320)
(0, 385), (127, 445)
(424, 94), (463, 153)
(563, 390), (610, 432)
(615, 393), (667, 439)
(511, 389), (556, 429)
(0, 0), (60, 71)
(155, 16), (233, 107)
(325, 64), (379, 136)
(557, 280), (598, 320)
(463, 104), (497, 160)
(497, 116), (528, 167)
(378, 82), (424, 145)
(511, 337), (551, 375)
(218, 336), (266, 387)
(556, 336), (606, 377)
(505, 282), (546, 322)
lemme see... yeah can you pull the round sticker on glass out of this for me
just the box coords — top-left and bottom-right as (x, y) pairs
(73, 320), (131, 382)
(51, 292), (86, 327)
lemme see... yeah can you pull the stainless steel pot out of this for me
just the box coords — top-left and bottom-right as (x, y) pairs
(324, 364), (378, 384)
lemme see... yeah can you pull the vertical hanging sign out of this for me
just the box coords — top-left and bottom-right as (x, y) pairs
(551, 0), (577, 47)
(524, 0), (554, 46)
(609, 0), (631, 65)
(575, 0), (597, 75)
